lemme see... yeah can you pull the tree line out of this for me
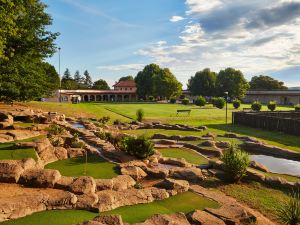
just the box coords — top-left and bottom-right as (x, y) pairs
(187, 68), (287, 99)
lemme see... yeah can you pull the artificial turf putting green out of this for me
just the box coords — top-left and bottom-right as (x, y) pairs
(1, 192), (219, 225)
(0, 148), (37, 160)
(45, 154), (119, 179)
(157, 147), (208, 165)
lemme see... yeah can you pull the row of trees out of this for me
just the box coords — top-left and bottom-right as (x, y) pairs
(188, 68), (287, 99)
(61, 69), (110, 90)
(0, 0), (60, 102)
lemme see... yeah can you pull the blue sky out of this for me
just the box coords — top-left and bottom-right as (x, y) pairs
(44, 0), (300, 88)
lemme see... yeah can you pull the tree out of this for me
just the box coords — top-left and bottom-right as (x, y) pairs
(83, 70), (92, 88)
(0, 0), (59, 102)
(187, 68), (217, 96)
(250, 75), (288, 90)
(61, 68), (76, 90)
(216, 68), (250, 99)
(93, 79), (110, 90)
(153, 68), (182, 99)
(135, 64), (181, 99)
(119, 75), (134, 82)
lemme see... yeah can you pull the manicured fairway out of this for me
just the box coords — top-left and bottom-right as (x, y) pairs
(45, 154), (119, 179)
(0, 148), (37, 160)
(1, 192), (219, 225)
(157, 148), (208, 165)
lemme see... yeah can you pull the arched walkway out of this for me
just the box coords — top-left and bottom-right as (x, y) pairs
(84, 95), (89, 102)
(90, 95), (95, 101)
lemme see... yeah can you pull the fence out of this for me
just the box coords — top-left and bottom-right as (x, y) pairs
(232, 111), (300, 136)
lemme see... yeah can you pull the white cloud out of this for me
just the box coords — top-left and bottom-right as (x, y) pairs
(185, 0), (223, 15)
(170, 16), (185, 22)
(97, 64), (145, 71)
(157, 41), (167, 46)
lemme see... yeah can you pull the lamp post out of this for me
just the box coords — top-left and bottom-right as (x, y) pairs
(58, 47), (61, 102)
(224, 91), (228, 124)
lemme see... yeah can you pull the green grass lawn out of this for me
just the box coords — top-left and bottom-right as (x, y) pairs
(45, 154), (119, 179)
(1, 192), (219, 225)
(157, 148), (208, 165)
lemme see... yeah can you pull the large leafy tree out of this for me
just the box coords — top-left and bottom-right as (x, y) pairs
(0, 0), (59, 101)
(154, 68), (182, 99)
(93, 79), (110, 90)
(250, 75), (288, 90)
(135, 64), (160, 98)
(187, 68), (217, 96)
(135, 64), (181, 99)
(216, 68), (250, 99)
(119, 75), (134, 82)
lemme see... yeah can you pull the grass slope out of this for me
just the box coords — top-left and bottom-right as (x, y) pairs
(1, 192), (219, 225)
(157, 148), (208, 165)
(45, 154), (119, 179)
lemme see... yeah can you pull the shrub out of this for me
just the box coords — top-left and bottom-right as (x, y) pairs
(195, 96), (206, 107)
(47, 124), (65, 136)
(295, 104), (300, 111)
(170, 98), (176, 104)
(251, 101), (262, 111)
(267, 101), (277, 111)
(221, 145), (250, 182)
(113, 119), (121, 125)
(95, 131), (106, 140)
(148, 96), (154, 101)
(276, 190), (300, 225)
(121, 135), (154, 159)
(181, 98), (189, 105)
(136, 109), (144, 122)
(70, 132), (85, 148)
(233, 100), (241, 109)
(98, 116), (110, 124)
(214, 97), (226, 109)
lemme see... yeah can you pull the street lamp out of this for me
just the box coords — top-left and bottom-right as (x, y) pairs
(58, 47), (61, 102)
(224, 91), (228, 124)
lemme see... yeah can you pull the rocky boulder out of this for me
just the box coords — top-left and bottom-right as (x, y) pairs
(55, 176), (74, 190)
(215, 141), (231, 149)
(67, 148), (86, 158)
(0, 160), (24, 183)
(70, 176), (96, 194)
(34, 138), (58, 164)
(144, 166), (169, 179)
(95, 179), (114, 191)
(170, 167), (204, 183)
(159, 157), (191, 167)
(0, 113), (13, 129)
(111, 175), (136, 191)
(76, 193), (99, 210)
(19, 168), (61, 188)
(249, 161), (269, 173)
(155, 178), (189, 194)
(6, 130), (40, 141)
(120, 166), (147, 180)
(189, 210), (226, 225)
(0, 133), (14, 142)
(77, 215), (124, 225)
(54, 147), (68, 160)
(201, 140), (216, 147)
(133, 213), (191, 225)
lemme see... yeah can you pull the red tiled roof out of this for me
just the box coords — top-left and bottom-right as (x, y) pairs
(113, 80), (136, 87)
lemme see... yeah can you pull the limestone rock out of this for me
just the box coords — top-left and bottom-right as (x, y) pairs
(6, 130), (40, 141)
(76, 193), (99, 210)
(0, 134), (14, 142)
(159, 157), (190, 167)
(205, 205), (256, 225)
(54, 147), (68, 160)
(144, 166), (169, 179)
(95, 178), (114, 191)
(0, 160), (24, 183)
(34, 138), (58, 164)
(170, 167), (204, 183)
(92, 215), (124, 225)
(120, 166), (147, 180)
(202, 140), (216, 147)
(55, 176), (74, 190)
(250, 161), (269, 173)
(112, 175), (136, 191)
(67, 148), (86, 158)
(215, 141), (231, 149)
(19, 168), (61, 188)
(155, 178), (189, 194)
(70, 176), (96, 194)
(133, 212), (191, 225)
(189, 210), (226, 225)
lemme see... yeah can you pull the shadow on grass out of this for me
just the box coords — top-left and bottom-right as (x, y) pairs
(207, 123), (300, 149)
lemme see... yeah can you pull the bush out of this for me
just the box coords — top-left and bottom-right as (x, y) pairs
(121, 135), (154, 159)
(181, 98), (189, 105)
(233, 100), (241, 109)
(98, 116), (110, 125)
(251, 101), (262, 111)
(113, 119), (121, 125)
(276, 190), (300, 225)
(47, 124), (65, 136)
(70, 132), (85, 148)
(195, 96), (206, 107)
(148, 96), (154, 101)
(213, 97), (226, 109)
(136, 109), (144, 122)
(170, 98), (176, 104)
(295, 104), (300, 111)
(267, 101), (277, 111)
(221, 146), (250, 182)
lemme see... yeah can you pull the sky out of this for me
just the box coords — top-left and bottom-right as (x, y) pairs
(43, 0), (300, 88)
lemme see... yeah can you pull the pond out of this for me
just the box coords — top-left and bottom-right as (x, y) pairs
(70, 122), (85, 129)
(251, 154), (300, 177)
